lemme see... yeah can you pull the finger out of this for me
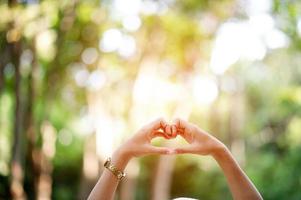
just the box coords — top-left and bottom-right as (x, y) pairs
(177, 128), (185, 135)
(164, 125), (178, 139)
(173, 118), (188, 130)
(171, 125), (177, 138)
(164, 125), (172, 137)
(147, 118), (168, 132)
(160, 120), (168, 130)
(152, 130), (170, 139)
(173, 118), (188, 136)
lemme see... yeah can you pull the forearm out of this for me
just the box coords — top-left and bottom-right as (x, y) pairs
(88, 150), (130, 200)
(213, 147), (262, 200)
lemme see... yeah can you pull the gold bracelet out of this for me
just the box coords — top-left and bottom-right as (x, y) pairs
(104, 157), (126, 181)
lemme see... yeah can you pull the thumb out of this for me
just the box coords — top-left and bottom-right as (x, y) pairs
(174, 146), (199, 154)
(146, 145), (174, 155)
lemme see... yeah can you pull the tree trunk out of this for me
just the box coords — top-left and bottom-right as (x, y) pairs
(209, 76), (222, 141)
(119, 159), (139, 200)
(8, 0), (18, 6)
(24, 45), (40, 199)
(37, 121), (57, 200)
(0, 40), (7, 135)
(0, 55), (4, 95)
(228, 78), (246, 166)
(10, 40), (26, 200)
(79, 134), (100, 199)
(151, 155), (175, 200)
(0, 32), (10, 131)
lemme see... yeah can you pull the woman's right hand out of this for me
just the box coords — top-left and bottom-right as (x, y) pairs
(174, 119), (263, 200)
(173, 118), (226, 156)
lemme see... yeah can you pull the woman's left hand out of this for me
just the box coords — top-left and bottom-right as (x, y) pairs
(113, 118), (177, 164)
(88, 118), (177, 200)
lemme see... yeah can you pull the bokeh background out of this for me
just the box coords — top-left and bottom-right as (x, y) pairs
(1, 0), (301, 199)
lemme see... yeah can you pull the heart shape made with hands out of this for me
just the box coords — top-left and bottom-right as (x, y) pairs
(127, 118), (220, 158)
(143, 118), (221, 156)
(149, 119), (191, 152)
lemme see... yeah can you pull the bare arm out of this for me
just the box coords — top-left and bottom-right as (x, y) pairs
(87, 118), (175, 200)
(87, 150), (130, 200)
(213, 147), (262, 200)
(174, 119), (263, 200)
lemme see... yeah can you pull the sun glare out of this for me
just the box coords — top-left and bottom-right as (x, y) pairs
(193, 77), (219, 105)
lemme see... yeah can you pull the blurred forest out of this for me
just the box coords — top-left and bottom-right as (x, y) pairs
(0, 0), (301, 199)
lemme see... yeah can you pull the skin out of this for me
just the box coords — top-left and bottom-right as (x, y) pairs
(88, 118), (263, 200)
(173, 118), (263, 200)
(87, 118), (176, 200)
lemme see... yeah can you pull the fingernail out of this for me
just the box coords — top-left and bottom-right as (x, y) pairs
(165, 126), (171, 135)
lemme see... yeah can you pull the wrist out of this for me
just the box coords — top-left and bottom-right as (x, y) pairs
(111, 147), (132, 171)
(211, 144), (230, 161)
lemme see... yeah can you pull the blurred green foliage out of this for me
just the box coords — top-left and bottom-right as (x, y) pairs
(1, 0), (301, 199)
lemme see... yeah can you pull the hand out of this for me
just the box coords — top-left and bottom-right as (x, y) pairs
(174, 118), (226, 156)
(115, 118), (177, 161)
(88, 119), (178, 200)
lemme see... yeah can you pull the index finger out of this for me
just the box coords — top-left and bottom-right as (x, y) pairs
(173, 118), (188, 130)
(146, 118), (167, 132)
